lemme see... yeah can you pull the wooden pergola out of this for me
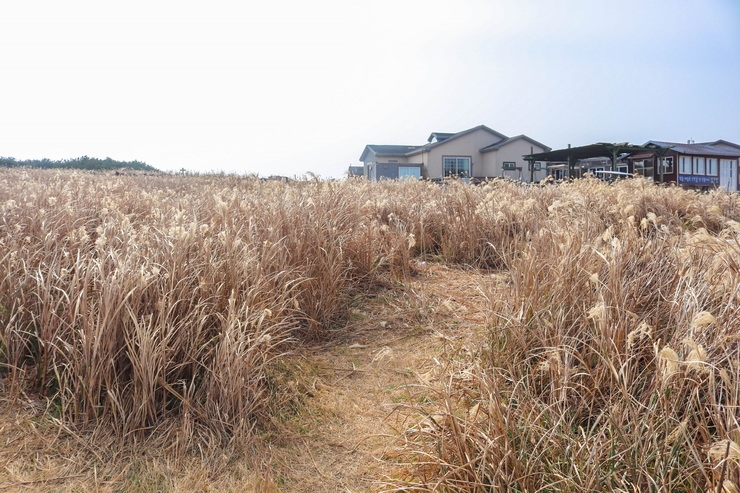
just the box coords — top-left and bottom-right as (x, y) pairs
(523, 142), (673, 182)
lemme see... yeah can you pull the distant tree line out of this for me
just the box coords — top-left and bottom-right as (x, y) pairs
(0, 155), (158, 172)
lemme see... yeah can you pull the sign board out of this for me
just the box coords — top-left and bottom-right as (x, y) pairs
(678, 175), (719, 185)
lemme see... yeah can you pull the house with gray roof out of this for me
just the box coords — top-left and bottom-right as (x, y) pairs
(359, 125), (551, 182)
(626, 139), (740, 191)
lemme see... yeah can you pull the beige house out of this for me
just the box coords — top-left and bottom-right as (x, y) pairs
(359, 125), (551, 182)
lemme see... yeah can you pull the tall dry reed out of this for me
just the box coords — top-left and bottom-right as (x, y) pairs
(389, 177), (740, 492)
(0, 170), (411, 445)
(4, 169), (740, 489)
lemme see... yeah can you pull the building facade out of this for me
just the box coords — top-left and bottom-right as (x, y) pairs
(628, 140), (740, 191)
(359, 125), (550, 182)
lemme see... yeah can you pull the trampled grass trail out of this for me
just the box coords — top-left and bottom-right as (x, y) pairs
(267, 263), (489, 493)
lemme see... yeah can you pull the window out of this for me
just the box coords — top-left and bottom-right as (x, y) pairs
(398, 166), (421, 179)
(680, 156), (691, 174)
(617, 165), (628, 173)
(534, 162), (542, 171)
(503, 162), (517, 169)
(443, 157), (471, 177)
(635, 161), (654, 180)
(693, 157), (705, 175)
(707, 158), (718, 176)
(662, 156), (674, 174)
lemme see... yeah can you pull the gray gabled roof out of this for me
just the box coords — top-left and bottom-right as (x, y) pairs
(480, 134), (552, 153)
(710, 139), (740, 150)
(360, 125), (535, 162)
(359, 144), (422, 162)
(406, 125), (509, 156)
(646, 140), (740, 157)
(427, 132), (455, 143)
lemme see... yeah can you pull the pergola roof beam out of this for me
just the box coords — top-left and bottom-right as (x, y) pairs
(523, 142), (673, 163)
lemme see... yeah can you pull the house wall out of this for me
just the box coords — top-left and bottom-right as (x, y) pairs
(362, 149), (379, 166)
(674, 152), (725, 188)
(414, 150), (430, 179)
(416, 128), (504, 179)
(383, 155), (411, 164)
(479, 140), (548, 182)
(366, 162), (424, 181)
(479, 152), (498, 177)
(374, 162), (399, 180)
(628, 152), (677, 183)
(656, 151), (678, 183)
(630, 149), (739, 189)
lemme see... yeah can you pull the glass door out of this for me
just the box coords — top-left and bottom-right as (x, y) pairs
(720, 159), (737, 191)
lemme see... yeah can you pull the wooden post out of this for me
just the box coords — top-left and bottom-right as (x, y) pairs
(611, 149), (617, 172)
(567, 144), (572, 180)
(529, 146), (534, 183)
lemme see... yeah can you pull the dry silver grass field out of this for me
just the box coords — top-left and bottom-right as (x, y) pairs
(2, 169), (740, 491)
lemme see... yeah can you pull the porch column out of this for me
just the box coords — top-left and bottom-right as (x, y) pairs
(567, 145), (573, 180)
(611, 149), (618, 172)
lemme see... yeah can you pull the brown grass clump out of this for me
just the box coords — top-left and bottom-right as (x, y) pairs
(0, 169), (412, 447)
(387, 177), (740, 492)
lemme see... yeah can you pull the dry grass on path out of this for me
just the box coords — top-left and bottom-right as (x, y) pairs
(268, 264), (490, 493)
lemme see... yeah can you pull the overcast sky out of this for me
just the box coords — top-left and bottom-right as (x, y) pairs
(2, 0), (739, 177)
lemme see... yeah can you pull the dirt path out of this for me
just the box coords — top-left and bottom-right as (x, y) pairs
(271, 264), (491, 492)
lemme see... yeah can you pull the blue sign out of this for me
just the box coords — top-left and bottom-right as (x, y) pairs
(678, 175), (719, 185)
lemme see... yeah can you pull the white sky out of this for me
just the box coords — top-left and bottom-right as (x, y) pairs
(2, 0), (739, 177)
